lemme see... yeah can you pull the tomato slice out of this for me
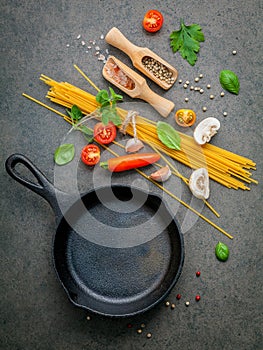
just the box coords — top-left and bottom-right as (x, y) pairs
(143, 10), (163, 33)
(93, 122), (117, 144)
(81, 144), (100, 166)
(175, 109), (196, 127)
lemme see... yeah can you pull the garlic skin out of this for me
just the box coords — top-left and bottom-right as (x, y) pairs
(193, 117), (220, 145)
(189, 168), (210, 199)
(150, 165), (172, 182)
(125, 138), (144, 153)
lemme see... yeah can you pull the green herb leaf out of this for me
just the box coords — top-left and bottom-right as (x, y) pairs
(219, 70), (240, 95)
(109, 87), (123, 101)
(157, 121), (181, 150)
(170, 19), (205, 66)
(96, 89), (110, 105)
(54, 143), (75, 165)
(67, 105), (83, 122)
(215, 241), (229, 261)
(95, 88), (123, 126)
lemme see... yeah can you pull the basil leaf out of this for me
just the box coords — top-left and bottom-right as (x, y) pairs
(219, 70), (240, 95)
(54, 143), (75, 165)
(215, 241), (229, 261)
(157, 121), (181, 150)
(109, 86), (123, 101)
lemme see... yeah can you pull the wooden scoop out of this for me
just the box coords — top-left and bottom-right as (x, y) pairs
(103, 56), (175, 118)
(105, 27), (178, 90)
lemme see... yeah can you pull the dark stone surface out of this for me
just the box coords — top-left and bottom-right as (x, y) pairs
(1, 1), (262, 349)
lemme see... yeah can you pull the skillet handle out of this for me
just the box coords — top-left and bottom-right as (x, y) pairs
(5, 153), (57, 205)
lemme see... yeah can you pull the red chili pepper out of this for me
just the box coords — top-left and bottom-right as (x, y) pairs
(100, 153), (160, 172)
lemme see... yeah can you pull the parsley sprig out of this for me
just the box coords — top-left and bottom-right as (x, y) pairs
(170, 19), (205, 66)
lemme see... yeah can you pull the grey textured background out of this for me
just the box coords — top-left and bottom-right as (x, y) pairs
(1, 1), (262, 349)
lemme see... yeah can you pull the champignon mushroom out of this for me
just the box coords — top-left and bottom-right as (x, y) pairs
(189, 168), (210, 200)
(193, 117), (220, 145)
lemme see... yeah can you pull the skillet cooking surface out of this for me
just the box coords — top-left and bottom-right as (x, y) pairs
(53, 185), (184, 317)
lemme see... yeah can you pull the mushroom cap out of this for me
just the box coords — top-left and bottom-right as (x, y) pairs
(189, 168), (210, 200)
(193, 117), (220, 145)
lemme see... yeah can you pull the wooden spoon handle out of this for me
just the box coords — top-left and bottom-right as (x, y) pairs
(139, 84), (175, 118)
(105, 27), (140, 61)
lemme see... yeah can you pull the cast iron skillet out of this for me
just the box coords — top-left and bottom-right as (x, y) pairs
(5, 153), (184, 317)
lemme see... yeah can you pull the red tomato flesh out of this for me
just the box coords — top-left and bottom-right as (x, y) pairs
(94, 122), (117, 144)
(143, 10), (163, 33)
(81, 144), (100, 166)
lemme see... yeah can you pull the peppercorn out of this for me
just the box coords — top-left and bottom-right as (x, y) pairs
(207, 84), (211, 89)
(171, 303), (176, 309)
(185, 97), (189, 102)
(147, 333), (152, 339)
(137, 329), (143, 334)
(210, 94), (215, 100)
(195, 295), (201, 302)
(220, 92), (225, 97)
(223, 112), (228, 117)
(165, 301), (170, 307)
(185, 301), (190, 306)
(176, 294), (181, 300)
(202, 107), (207, 112)
(196, 271), (201, 277)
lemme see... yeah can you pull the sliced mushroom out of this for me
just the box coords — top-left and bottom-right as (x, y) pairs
(193, 117), (220, 145)
(150, 165), (172, 182)
(189, 168), (210, 199)
(125, 138), (144, 153)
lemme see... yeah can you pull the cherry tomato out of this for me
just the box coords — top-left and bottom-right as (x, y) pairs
(94, 122), (117, 144)
(175, 109), (196, 127)
(143, 10), (163, 33)
(81, 144), (101, 166)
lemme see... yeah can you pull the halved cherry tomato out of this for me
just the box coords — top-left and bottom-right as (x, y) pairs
(93, 122), (117, 144)
(143, 10), (163, 33)
(175, 109), (196, 127)
(81, 144), (100, 166)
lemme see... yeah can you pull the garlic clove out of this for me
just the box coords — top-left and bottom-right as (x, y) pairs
(125, 138), (144, 153)
(150, 165), (172, 182)
(193, 117), (220, 145)
(189, 168), (210, 199)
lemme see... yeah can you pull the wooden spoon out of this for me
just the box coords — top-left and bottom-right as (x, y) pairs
(105, 27), (178, 90)
(103, 56), (175, 118)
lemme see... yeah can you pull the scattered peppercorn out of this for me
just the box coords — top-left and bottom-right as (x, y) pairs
(186, 80), (190, 85)
(210, 94), (215, 99)
(147, 333), (152, 339)
(171, 303), (176, 309)
(179, 79), (182, 84)
(202, 107), (207, 112)
(199, 74), (203, 78)
(196, 271), (201, 277)
(86, 315), (91, 321)
(195, 77), (199, 82)
(232, 50), (237, 55)
(220, 92), (225, 97)
(223, 112), (228, 117)
(195, 295), (201, 302)
(190, 86), (194, 90)
(185, 97), (189, 102)
(137, 329), (143, 334)
(141, 323), (146, 328)
(185, 301), (190, 306)
(200, 89), (204, 94)
(127, 323), (133, 328)
(207, 84), (211, 89)
(176, 294), (181, 300)
(183, 84), (188, 89)
(165, 301), (170, 307)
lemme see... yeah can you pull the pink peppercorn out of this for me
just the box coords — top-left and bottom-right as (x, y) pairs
(196, 271), (201, 277)
(176, 294), (181, 300)
(195, 295), (201, 302)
